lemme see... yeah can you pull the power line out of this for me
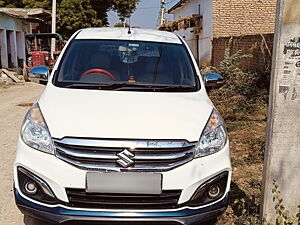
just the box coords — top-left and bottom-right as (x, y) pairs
(137, 6), (160, 10)
(123, 0), (178, 10)
(137, 0), (178, 10)
(167, 0), (177, 5)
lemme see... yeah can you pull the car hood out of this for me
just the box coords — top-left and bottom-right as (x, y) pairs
(39, 86), (213, 142)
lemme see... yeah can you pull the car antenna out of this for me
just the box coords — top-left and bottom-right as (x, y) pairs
(128, 16), (132, 34)
(127, 0), (132, 34)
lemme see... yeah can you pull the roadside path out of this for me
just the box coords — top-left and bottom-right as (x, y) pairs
(0, 83), (44, 225)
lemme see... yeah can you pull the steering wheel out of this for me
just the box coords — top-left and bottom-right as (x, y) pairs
(81, 68), (116, 80)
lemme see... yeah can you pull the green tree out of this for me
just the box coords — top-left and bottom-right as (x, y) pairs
(22, 0), (50, 8)
(57, 0), (102, 37)
(0, 0), (140, 38)
(89, 0), (140, 26)
(0, 0), (23, 7)
(111, 0), (140, 20)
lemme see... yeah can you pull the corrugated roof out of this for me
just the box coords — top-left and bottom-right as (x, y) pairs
(0, 8), (51, 23)
(168, 0), (187, 14)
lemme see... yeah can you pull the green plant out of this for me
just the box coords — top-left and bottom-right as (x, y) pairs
(219, 182), (300, 225)
(203, 38), (270, 122)
(210, 38), (253, 98)
(271, 181), (300, 225)
(232, 198), (261, 225)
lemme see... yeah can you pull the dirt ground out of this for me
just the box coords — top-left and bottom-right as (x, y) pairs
(0, 82), (267, 225)
(0, 83), (45, 225)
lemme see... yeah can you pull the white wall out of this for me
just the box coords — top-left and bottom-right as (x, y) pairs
(16, 31), (26, 67)
(0, 29), (8, 68)
(0, 13), (30, 32)
(170, 0), (213, 65)
(0, 13), (30, 68)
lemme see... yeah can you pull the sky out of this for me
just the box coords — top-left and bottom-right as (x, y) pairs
(108, 0), (177, 29)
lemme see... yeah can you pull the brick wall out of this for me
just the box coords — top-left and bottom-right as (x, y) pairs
(212, 34), (274, 72)
(212, 0), (276, 38)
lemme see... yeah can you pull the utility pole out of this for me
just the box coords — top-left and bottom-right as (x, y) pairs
(261, 0), (300, 223)
(158, 0), (167, 27)
(51, 0), (57, 59)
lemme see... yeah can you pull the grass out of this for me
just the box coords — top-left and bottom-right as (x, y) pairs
(212, 90), (267, 224)
(200, 44), (270, 224)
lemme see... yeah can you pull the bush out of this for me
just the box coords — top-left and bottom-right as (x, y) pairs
(202, 38), (270, 122)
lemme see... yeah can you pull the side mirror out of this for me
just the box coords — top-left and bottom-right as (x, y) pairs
(204, 72), (225, 89)
(28, 66), (49, 85)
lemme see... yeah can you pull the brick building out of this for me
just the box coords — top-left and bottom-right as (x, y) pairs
(160, 0), (276, 72)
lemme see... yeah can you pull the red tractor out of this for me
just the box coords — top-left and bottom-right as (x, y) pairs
(25, 33), (64, 72)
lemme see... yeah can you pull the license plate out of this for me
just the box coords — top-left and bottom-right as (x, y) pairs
(86, 172), (162, 195)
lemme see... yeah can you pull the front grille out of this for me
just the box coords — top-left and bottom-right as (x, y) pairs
(54, 138), (196, 171)
(65, 188), (181, 209)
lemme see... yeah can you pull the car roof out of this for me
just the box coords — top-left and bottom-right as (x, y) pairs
(75, 28), (182, 44)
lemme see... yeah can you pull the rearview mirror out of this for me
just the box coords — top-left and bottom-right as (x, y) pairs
(204, 72), (225, 89)
(29, 66), (49, 85)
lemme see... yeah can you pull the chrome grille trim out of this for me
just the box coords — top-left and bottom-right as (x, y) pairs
(54, 138), (196, 172)
(55, 138), (195, 149)
(55, 145), (119, 160)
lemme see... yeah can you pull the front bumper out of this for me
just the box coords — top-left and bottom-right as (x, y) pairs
(15, 189), (228, 224)
(14, 137), (231, 224)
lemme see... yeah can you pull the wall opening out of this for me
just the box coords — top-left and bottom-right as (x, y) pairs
(6, 30), (11, 67)
(16, 31), (25, 68)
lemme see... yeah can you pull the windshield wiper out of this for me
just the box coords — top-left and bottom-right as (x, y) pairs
(62, 82), (161, 90)
(62, 83), (195, 92)
(63, 83), (129, 90)
(113, 84), (196, 92)
(153, 85), (196, 92)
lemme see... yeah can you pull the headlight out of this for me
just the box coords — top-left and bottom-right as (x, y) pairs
(21, 104), (54, 154)
(194, 109), (227, 158)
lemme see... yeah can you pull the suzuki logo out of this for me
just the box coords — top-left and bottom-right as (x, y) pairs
(117, 149), (135, 168)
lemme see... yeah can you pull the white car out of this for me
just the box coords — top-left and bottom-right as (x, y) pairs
(14, 28), (231, 225)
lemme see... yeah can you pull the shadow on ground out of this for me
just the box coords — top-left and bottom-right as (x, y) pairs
(229, 181), (260, 218)
(24, 215), (217, 225)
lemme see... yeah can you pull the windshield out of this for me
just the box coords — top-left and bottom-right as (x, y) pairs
(54, 40), (199, 92)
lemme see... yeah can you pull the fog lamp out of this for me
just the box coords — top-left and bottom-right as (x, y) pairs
(17, 167), (56, 204)
(25, 182), (37, 195)
(189, 172), (228, 206)
(208, 185), (221, 199)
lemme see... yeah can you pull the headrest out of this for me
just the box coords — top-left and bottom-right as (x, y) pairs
(90, 52), (111, 69)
